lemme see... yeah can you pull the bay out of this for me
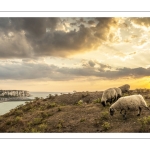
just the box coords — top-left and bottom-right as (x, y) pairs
(0, 92), (70, 116)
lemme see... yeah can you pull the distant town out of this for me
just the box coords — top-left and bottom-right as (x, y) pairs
(0, 90), (31, 102)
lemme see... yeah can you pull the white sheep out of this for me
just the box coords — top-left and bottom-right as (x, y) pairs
(119, 84), (130, 93)
(109, 94), (150, 119)
(101, 88), (117, 107)
(114, 87), (122, 99)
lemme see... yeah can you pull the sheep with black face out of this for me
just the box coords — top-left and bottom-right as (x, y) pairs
(109, 94), (150, 119)
(101, 88), (117, 107)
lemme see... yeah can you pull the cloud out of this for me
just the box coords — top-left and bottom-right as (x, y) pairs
(88, 20), (96, 25)
(0, 59), (149, 81)
(0, 17), (121, 58)
(131, 34), (138, 39)
(137, 39), (147, 46)
(131, 17), (150, 27)
(88, 60), (95, 67)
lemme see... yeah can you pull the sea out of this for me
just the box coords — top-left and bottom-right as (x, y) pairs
(0, 92), (69, 116)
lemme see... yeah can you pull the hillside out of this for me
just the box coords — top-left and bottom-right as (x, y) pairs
(1, 89), (150, 133)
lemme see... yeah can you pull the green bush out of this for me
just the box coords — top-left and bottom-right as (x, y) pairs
(100, 111), (109, 121)
(123, 93), (129, 97)
(93, 98), (101, 103)
(56, 120), (64, 130)
(138, 116), (150, 132)
(38, 123), (48, 132)
(77, 100), (83, 105)
(31, 118), (42, 125)
(41, 112), (49, 118)
(14, 109), (24, 116)
(13, 116), (24, 125)
(94, 112), (109, 127)
(80, 118), (86, 122)
(46, 102), (57, 108)
(101, 122), (111, 131)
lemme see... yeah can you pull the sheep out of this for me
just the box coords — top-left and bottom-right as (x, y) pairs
(109, 94), (150, 120)
(114, 87), (122, 99)
(101, 88), (117, 107)
(119, 84), (130, 93)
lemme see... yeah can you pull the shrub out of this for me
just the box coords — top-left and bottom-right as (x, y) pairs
(22, 105), (32, 111)
(82, 92), (89, 98)
(41, 112), (49, 118)
(138, 116), (150, 132)
(77, 100), (83, 105)
(16, 104), (24, 109)
(31, 128), (39, 133)
(101, 122), (111, 131)
(93, 98), (101, 103)
(93, 112), (109, 127)
(47, 94), (54, 99)
(57, 107), (62, 112)
(35, 97), (40, 100)
(100, 111), (109, 121)
(15, 116), (22, 122)
(46, 102), (57, 108)
(38, 123), (48, 132)
(31, 118), (42, 125)
(123, 93), (129, 97)
(56, 120), (64, 130)
(80, 118), (86, 122)
(5, 120), (12, 126)
(14, 109), (24, 116)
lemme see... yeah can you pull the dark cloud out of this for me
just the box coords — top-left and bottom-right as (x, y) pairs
(0, 61), (149, 80)
(0, 17), (120, 58)
(88, 60), (95, 67)
(88, 20), (95, 25)
(70, 22), (77, 26)
(131, 17), (150, 27)
(122, 23), (128, 28)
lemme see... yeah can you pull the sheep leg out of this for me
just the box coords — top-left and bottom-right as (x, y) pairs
(137, 107), (141, 116)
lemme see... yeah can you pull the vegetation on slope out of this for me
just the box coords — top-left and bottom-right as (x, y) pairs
(0, 89), (150, 133)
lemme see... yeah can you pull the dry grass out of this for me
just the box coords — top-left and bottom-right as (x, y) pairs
(0, 89), (150, 133)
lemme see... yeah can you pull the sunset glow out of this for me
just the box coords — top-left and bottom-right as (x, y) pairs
(0, 17), (150, 92)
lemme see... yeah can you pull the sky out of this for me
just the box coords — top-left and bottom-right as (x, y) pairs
(1, 17), (150, 92)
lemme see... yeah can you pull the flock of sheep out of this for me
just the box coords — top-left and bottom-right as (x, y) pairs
(101, 84), (150, 119)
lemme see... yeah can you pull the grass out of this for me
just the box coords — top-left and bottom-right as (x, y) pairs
(0, 89), (150, 133)
(138, 116), (150, 132)
(101, 122), (111, 131)
(93, 98), (101, 103)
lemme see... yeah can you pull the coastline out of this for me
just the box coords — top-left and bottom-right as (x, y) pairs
(0, 97), (33, 103)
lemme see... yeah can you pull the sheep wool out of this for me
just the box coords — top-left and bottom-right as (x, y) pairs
(109, 94), (149, 119)
(101, 88), (117, 107)
(114, 87), (122, 99)
(119, 84), (130, 93)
